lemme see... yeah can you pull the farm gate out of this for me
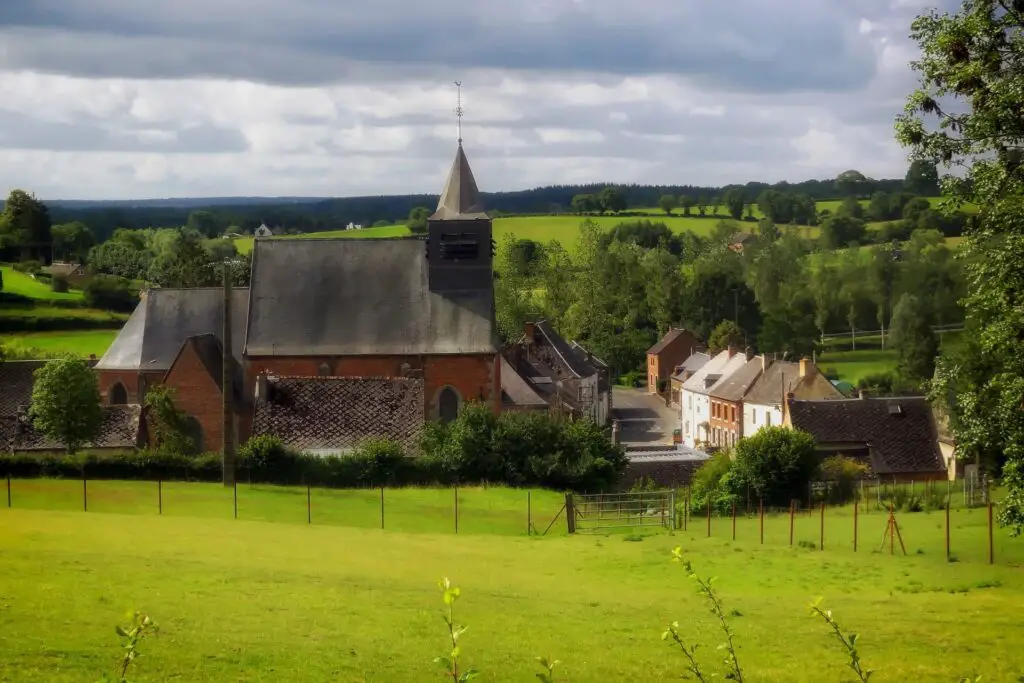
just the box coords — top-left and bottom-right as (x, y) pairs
(566, 490), (677, 533)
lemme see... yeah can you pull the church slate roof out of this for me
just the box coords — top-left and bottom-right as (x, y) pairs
(252, 375), (425, 454)
(10, 405), (144, 451)
(96, 288), (249, 372)
(0, 360), (45, 417)
(430, 144), (489, 221)
(245, 237), (498, 356)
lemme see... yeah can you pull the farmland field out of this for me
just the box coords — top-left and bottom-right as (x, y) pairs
(0, 329), (119, 358)
(1, 482), (1022, 682)
(0, 265), (83, 301)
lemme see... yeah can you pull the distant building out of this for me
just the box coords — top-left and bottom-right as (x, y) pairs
(254, 223), (273, 238)
(345, 222), (363, 231)
(742, 357), (843, 439)
(646, 328), (702, 395)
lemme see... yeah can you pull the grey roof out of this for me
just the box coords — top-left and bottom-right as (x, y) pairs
(534, 320), (596, 378)
(709, 357), (763, 402)
(96, 288), (249, 371)
(252, 375), (424, 454)
(672, 352), (711, 380)
(430, 144), (489, 221)
(647, 328), (698, 355)
(11, 405), (143, 451)
(745, 361), (800, 406)
(245, 238), (498, 356)
(500, 355), (549, 408)
(0, 360), (45, 417)
(626, 445), (710, 462)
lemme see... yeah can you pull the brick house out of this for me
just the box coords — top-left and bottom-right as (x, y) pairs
(707, 353), (764, 449)
(680, 347), (746, 449)
(785, 395), (948, 482)
(646, 328), (701, 395)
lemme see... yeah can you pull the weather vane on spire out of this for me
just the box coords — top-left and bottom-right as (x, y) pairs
(454, 80), (464, 145)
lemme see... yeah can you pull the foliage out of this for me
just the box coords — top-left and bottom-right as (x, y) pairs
(820, 214), (866, 248)
(0, 189), (52, 262)
(731, 427), (819, 507)
(809, 599), (873, 682)
(818, 456), (870, 504)
(659, 194), (679, 215)
(722, 188), (746, 220)
(52, 221), (95, 261)
(435, 577), (479, 682)
(895, 0), (1024, 531)
(407, 206), (430, 234)
(84, 275), (139, 313)
(28, 355), (104, 454)
(598, 186), (627, 214)
(97, 611), (158, 683)
(50, 274), (70, 293)
(904, 160), (940, 196)
(687, 452), (739, 514)
(143, 385), (195, 456)
(835, 170), (871, 198)
(888, 293), (939, 382)
(707, 320), (745, 354)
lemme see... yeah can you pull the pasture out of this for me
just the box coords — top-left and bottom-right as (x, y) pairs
(1, 482), (1022, 682)
(0, 329), (119, 358)
(0, 265), (83, 301)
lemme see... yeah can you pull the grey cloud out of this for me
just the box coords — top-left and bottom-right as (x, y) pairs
(0, 0), (890, 92)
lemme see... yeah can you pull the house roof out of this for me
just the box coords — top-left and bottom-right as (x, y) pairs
(731, 232), (755, 244)
(681, 350), (731, 394)
(252, 375), (425, 454)
(500, 356), (549, 408)
(647, 328), (697, 356)
(702, 353), (750, 396)
(788, 397), (945, 475)
(672, 352), (711, 381)
(0, 360), (45, 417)
(11, 405), (143, 451)
(165, 334), (246, 406)
(745, 361), (801, 406)
(709, 357), (763, 402)
(570, 341), (607, 368)
(533, 320), (597, 378)
(96, 288), (249, 371)
(245, 238), (498, 356)
(430, 144), (489, 221)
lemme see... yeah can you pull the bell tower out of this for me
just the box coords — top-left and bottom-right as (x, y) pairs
(426, 82), (494, 293)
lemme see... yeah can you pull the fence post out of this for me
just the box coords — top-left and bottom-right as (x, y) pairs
(454, 486), (459, 534)
(565, 493), (576, 534)
(988, 501), (994, 564)
(819, 502), (824, 550)
(759, 498), (764, 544)
(789, 501), (795, 546)
(83, 473), (88, 513)
(233, 479), (237, 520)
(380, 487), (385, 530)
(853, 498), (858, 552)
(706, 502), (711, 538)
(731, 503), (736, 541)
(307, 484), (311, 525)
(683, 489), (689, 531)
(528, 490), (532, 536)
(945, 500), (950, 561)
(158, 479), (162, 515)
(6, 473), (10, 508)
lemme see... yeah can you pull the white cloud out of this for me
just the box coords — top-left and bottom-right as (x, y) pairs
(0, 0), (934, 199)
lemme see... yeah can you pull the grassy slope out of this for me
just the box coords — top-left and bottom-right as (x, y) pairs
(0, 330), (119, 357)
(1, 489), (1022, 682)
(0, 265), (83, 301)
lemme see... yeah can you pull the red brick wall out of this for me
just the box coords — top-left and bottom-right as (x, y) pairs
(654, 331), (701, 382)
(245, 353), (501, 418)
(163, 344), (225, 453)
(709, 398), (741, 447)
(97, 370), (163, 405)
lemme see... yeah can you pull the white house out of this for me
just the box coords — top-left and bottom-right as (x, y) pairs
(742, 358), (844, 439)
(254, 223), (273, 238)
(680, 348), (745, 448)
(345, 222), (364, 231)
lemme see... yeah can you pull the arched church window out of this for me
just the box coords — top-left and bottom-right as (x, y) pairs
(438, 386), (461, 424)
(109, 382), (128, 405)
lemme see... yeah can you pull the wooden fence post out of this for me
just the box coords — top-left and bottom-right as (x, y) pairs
(233, 479), (237, 520)
(565, 493), (576, 534)
(527, 491), (532, 536)
(380, 487), (385, 530)
(454, 486), (459, 534)
(6, 473), (10, 508)
(853, 498), (858, 552)
(83, 474), (88, 513)
(945, 500), (950, 561)
(819, 502), (824, 550)
(789, 501), (795, 546)
(307, 484), (311, 525)
(759, 498), (764, 545)
(988, 501), (994, 564)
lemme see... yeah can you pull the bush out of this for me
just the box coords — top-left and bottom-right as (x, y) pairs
(818, 455), (869, 504)
(0, 450), (221, 481)
(83, 274), (139, 313)
(731, 427), (819, 507)
(12, 260), (43, 274)
(687, 452), (739, 514)
(50, 274), (69, 293)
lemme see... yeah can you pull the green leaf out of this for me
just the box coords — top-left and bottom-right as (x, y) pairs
(115, 625), (129, 637)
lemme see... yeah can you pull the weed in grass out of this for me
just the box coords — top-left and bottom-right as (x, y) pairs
(623, 534), (645, 542)
(435, 578), (478, 683)
(809, 599), (873, 683)
(97, 611), (157, 683)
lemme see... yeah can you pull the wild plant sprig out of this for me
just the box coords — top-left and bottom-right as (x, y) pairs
(434, 577), (478, 683)
(809, 599), (873, 683)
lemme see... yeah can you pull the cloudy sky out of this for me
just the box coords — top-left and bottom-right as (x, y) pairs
(0, 0), (947, 200)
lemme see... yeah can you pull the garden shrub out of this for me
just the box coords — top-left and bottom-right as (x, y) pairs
(730, 426), (819, 507)
(50, 274), (69, 293)
(687, 452), (738, 514)
(83, 274), (139, 313)
(818, 455), (869, 504)
(12, 260), (43, 274)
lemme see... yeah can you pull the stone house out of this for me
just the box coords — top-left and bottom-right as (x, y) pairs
(646, 328), (702, 395)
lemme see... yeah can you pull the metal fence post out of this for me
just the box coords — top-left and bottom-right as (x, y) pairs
(83, 472), (88, 513)
(454, 486), (459, 534)
(527, 490), (532, 535)
(158, 479), (162, 515)
(380, 487), (385, 530)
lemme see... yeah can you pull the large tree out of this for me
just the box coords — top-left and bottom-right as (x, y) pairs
(905, 159), (941, 195)
(895, 0), (1024, 531)
(889, 292), (939, 383)
(29, 356), (103, 454)
(0, 189), (52, 262)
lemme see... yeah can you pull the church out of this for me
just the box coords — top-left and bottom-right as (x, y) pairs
(95, 140), (502, 454)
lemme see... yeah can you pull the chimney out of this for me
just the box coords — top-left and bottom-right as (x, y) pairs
(744, 346), (754, 361)
(524, 321), (536, 343)
(256, 372), (269, 403)
(222, 262), (236, 487)
(799, 357), (814, 379)
(727, 345), (737, 358)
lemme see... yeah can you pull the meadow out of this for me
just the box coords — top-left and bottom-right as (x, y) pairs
(0, 329), (119, 358)
(1, 481), (1022, 682)
(0, 265), (83, 301)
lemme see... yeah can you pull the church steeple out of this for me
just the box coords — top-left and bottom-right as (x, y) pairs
(430, 81), (488, 221)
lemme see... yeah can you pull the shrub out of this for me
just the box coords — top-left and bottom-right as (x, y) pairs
(687, 452), (737, 514)
(818, 456), (869, 504)
(731, 427), (819, 507)
(50, 274), (69, 293)
(12, 260), (43, 274)
(83, 274), (139, 313)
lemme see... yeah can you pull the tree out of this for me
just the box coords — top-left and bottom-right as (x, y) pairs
(571, 194), (597, 214)
(679, 194), (697, 216)
(84, 275), (139, 313)
(731, 426), (819, 507)
(757, 218), (780, 244)
(868, 191), (894, 222)
(144, 385), (196, 455)
(835, 170), (869, 198)
(407, 206), (430, 234)
(186, 210), (220, 238)
(0, 189), (52, 262)
(659, 194), (679, 215)
(889, 292), (939, 383)
(28, 356), (103, 454)
(148, 228), (215, 288)
(819, 215), (866, 249)
(51, 221), (94, 261)
(707, 320), (745, 353)
(643, 246), (683, 333)
(905, 159), (940, 196)
(696, 195), (709, 217)
(836, 196), (865, 220)
(722, 188), (745, 220)
(598, 186), (627, 214)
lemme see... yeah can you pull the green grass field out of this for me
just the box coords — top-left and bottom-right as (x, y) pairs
(1, 481), (1022, 682)
(0, 265), (83, 301)
(0, 330), (119, 358)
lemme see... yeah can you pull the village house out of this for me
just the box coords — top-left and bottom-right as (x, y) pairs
(728, 232), (757, 253)
(742, 357), (843, 439)
(785, 395), (948, 482)
(646, 328), (702, 395)
(680, 347), (746, 449)
(669, 352), (710, 407)
(501, 320), (610, 424)
(707, 352), (764, 449)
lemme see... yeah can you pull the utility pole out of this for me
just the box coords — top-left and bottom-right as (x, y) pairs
(222, 260), (236, 487)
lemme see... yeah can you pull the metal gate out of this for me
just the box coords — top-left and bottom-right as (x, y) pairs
(567, 490), (677, 533)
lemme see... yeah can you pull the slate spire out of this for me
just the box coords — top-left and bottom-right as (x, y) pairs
(430, 144), (488, 220)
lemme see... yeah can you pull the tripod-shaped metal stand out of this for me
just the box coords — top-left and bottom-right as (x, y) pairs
(879, 502), (907, 555)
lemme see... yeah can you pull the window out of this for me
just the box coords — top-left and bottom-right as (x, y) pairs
(438, 386), (461, 424)
(109, 382), (127, 405)
(766, 412), (772, 427)
(752, 409), (757, 425)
